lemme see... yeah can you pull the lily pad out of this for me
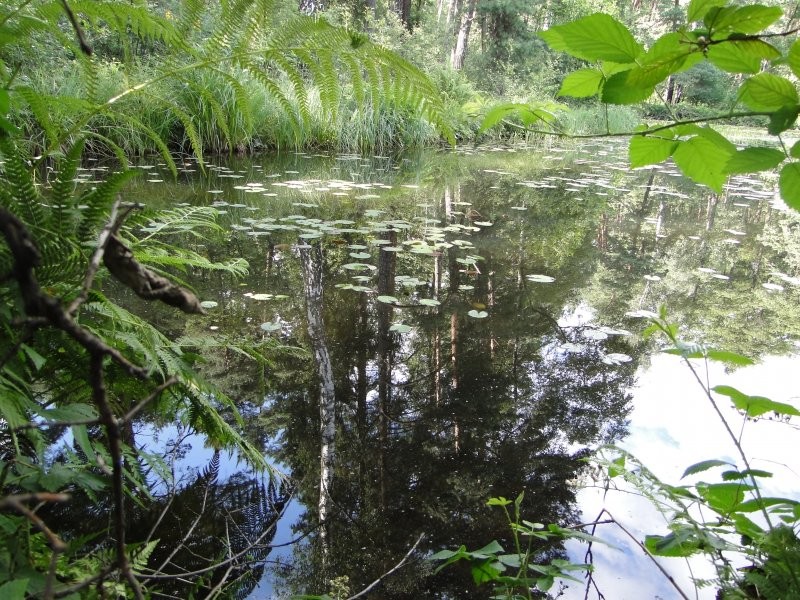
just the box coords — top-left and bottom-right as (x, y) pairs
(199, 300), (218, 309)
(260, 322), (281, 332)
(377, 295), (399, 304)
(527, 274), (555, 283)
(602, 353), (633, 365)
(468, 310), (488, 319)
(389, 323), (413, 333)
(419, 299), (441, 307)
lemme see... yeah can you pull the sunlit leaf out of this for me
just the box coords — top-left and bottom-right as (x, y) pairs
(389, 323), (412, 333)
(526, 274), (555, 283)
(558, 68), (603, 98)
(739, 73), (799, 110)
(681, 459), (733, 479)
(707, 40), (779, 73)
(780, 162), (800, 211)
(713, 4), (783, 34)
(468, 310), (488, 318)
(697, 482), (752, 513)
(377, 295), (399, 304)
(539, 13), (644, 63)
(790, 40), (800, 79)
(726, 147), (785, 174)
(602, 71), (654, 104)
(199, 300), (218, 309)
(688, 0), (726, 22)
(672, 135), (734, 192)
(629, 135), (677, 168)
(713, 385), (800, 418)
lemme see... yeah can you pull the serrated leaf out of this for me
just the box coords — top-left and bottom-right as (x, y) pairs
(722, 469), (772, 481)
(602, 71), (654, 104)
(707, 40), (779, 73)
(713, 384), (800, 418)
(697, 482), (752, 513)
(791, 141), (800, 159)
(558, 68), (603, 97)
(629, 135), (677, 167)
(705, 349), (755, 365)
(672, 135), (734, 192)
(627, 33), (702, 87)
(740, 73), (799, 110)
(681, 459), (733, 479)
(780, 162), (800, 211)
(713, 5), (783, 34)
(790, 40), (800, 79)
(645, 532), (700, 557)
(726, 147), (785, 174)
(688, 0), (726, 22)
(540, 13), (643, 63)
(768, 105), (799, 135)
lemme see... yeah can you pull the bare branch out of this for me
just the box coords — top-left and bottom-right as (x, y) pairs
(347, 534), (425, 600)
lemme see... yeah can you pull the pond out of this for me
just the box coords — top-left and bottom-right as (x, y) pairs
(84, 140), (800, 598)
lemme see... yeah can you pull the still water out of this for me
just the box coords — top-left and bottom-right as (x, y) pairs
(107, 140), (799, 598)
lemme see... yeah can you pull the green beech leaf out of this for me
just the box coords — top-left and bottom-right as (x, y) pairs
(705, 349), (756, 365)
(558, 68), (603, 98)
(471, 559), (502, 584)
(0, 579), (29, 600)
(714, 4), (783, 34)
(627, 33), (702, 87)
(713, 384), (800, 418)
(602, 71), (654, 104)
(791, 141), (800, 159)
(768, 105), (800, 135)
(540, 13), (644, 63)
(672, 135), (734, 192)
(780, 162), (800, 211)
(732, 514), (764, 539)
(726, 147), (785, 174)
(739, 73), (799, 110)
(697, 482), (752, 513)
(682, 459), (733, 479)
(644, 531), (700, 557)
(688, 0), (726, 23)
(629, 135), (677, 167)
(707, 40), (779, 74)
(790, 40), (800, 79)
(722, 469), (772, 481)
(473, 540), (504, 557)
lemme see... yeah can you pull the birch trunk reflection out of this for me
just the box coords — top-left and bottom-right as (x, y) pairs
(299, 242), (336, 560)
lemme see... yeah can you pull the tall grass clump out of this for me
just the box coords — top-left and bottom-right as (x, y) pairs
(559, 104), (640, 135)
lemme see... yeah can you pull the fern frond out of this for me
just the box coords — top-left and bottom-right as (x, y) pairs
(134, 246), (249, 277)
(0, 135), (45, 228)
(76, 168), (138, 243)
(131, 206), (223, 242)
(96, 106), (178, 177)
(66, 1), (181, 47)
(237, 59), (301, 139)
(49, 137), (86, 236)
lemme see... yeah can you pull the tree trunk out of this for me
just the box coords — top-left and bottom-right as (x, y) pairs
(450, 0), (478, 70)
(395, 0), (412, 31)
(299, 243), (336, 561)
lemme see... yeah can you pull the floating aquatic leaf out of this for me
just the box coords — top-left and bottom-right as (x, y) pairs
(390, 323), (413, 333)
(377, 295), (399, 304)
(260, 322), (281, 332)
(474, 221), (493, 226)
(644, 275), (661, 281)
(348, 244), (368, 250)
(342, 263), (377, 271)
(527, 274), (555, 283)
(583, 329), (609, 340)
(349, 251), (371, 260)
(598, 326), (633, 336)
(468, 310), (489, 318)
(199, 300), (218, 309)
(698, 267), (716, 273)
(249, 293), (273, 301)
(459, 285), (475, 291)
(381, 246), (404, 252)
(762, 282), (785, 291)
(559, 342), (585, 353)
(419, 299), (441, 307)
(625, 309), (659, 318)
(711, 274), (730, 280)
(335, 284), (372, 292)
(602, 353), (633, 365)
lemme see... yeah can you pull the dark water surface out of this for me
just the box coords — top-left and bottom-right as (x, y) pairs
(95, 141), (799, 598)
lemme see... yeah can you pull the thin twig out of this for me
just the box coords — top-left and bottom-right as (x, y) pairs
(346, 534), (425, 600)
(67, 197), (124, 316)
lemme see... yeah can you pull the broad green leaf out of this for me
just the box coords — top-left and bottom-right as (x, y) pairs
(731, 514), (764, 539)
(722, 469), (772, 481)
(672, 135), (734, 192)
(681, 459), (733, 479)
(726, 147), (785, 174)
(644, 531), (699, 557)
(791, 141), (800, 159)
(790, 40), (800, 79)
(780, 162), (800, 211)
(430, 548), (463, 561)
(735, 496), (799, 513)
(487, 497), (512, 506)
(688, 0), (726, 23)
(608, 455), (626, 477)
(713, 384), (800, 418)
(739, 73), (799, 110)
(713, 5), (783, 34)
(0, 579), (29, 600)
(629, 135), (677, 168)
(558, 68), (603, 98)
(473, 540), (504, 557)
(697, 482), (752, 513)
(479, 102), (550, 133)
(627, 33), (702, 87)
(539, 14), (643, 63)
(707, 40), (779, 74)
(768, 105), (800, 135)
(42, 403), (98, 422)
(705, 349), (755, 365)
(471, 559), (503, 584)
(602, 71), (654, 104)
